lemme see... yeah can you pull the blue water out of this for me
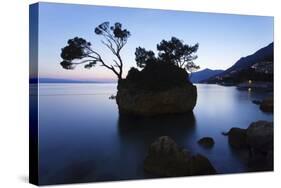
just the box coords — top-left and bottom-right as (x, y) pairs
(32, 83), (273, 184)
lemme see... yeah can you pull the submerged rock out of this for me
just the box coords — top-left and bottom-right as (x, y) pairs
(197, 137), (215, 148)
(144, 136), (216, 176)
(252, 100), (261, 105)
(260, 96), (273, 113)
(228, 128), (247, 149)
(108, 94), (116, 100)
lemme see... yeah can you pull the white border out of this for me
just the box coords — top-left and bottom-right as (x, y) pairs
(0, 0), (279, 188)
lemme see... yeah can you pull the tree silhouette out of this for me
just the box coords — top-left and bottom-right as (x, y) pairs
(185, 61), (200, 78)
(135, 37), (200, 74)
(157, 37), (199, 71)
(60, 22), (130, 80)
(135, 47), (156, 68)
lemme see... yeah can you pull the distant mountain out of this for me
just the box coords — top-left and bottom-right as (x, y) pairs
(221, 42), (273, 75)
(205, 42), (273, 84)
(190, 68), (224, 83)
(29, 78), (116, 84)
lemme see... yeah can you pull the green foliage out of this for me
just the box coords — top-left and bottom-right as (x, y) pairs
(60, 22), (131, 80)
(60, 37), (92, 61)
(135, 47), (156, 68)
(185, 61), (200, 75)
(124, 62), (190, 91)
(94, 22), (130, 41)
(126, 67), (141, 81)
(135, 37), (199, 73)
(125, 37), (200, 91)
(84, 61), (97, 69)
(60, 60), (74, 70)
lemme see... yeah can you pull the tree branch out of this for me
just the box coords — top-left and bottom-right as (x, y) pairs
(71, 59), (94, 65)
(99, 58), (121, 79)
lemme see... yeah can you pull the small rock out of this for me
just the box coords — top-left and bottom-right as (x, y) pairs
(221, 131), (229, 136)
(109, 95), (116, 99)
(260, 96), (273, 113)
(144, 136), (216, 177)
(252, 100), (261, 105)
(228, 128), (247, 149)
(197, 137), (215, 148)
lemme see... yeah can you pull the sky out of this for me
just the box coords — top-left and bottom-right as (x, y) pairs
(32, 2), (273, 82)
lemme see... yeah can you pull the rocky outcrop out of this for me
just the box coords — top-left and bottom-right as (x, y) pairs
(247, 121), (273, 153)
(225, 121), (273, 170)
(116, 61), (197, 116)
(116, 83), (197, 116)
(260, 96), (273, 113)
(197, 137), (215, 148)
(226, 121), (273, 151)
(247, 121), (273, 170)
(144, 136), (216, 176)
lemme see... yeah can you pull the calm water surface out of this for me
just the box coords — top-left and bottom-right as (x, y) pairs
(33, 83), (273, 184)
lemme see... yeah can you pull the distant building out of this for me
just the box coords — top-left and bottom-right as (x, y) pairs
(251, 61), (273, 74)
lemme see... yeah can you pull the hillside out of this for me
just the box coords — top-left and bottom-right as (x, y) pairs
(205, 42), (273, 84)
(190, 68), (224, 83)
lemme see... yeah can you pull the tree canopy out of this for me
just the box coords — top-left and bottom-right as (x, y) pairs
(60, 24), (200, 81)
(60, 22), (130, 80)
(135, 47), (156, 68)
(135, 37), (199, 74)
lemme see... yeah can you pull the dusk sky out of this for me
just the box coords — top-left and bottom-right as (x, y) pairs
(36, 2), (273, 82)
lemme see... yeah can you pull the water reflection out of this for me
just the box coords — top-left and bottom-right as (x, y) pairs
(116, 112), (197, 178)
(46, 160), (97, 185)
(35, 84), (273, 184)
(118, 112), (196, 143)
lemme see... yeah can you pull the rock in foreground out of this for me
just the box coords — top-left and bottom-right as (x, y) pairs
(247, 121), (273, 154)
(225, 121), (273, 171)
(228, 128), (247, 149)
(226, 121), (273, 152)
(144, 136), (216, 176)
(247, 121), (273, 171)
